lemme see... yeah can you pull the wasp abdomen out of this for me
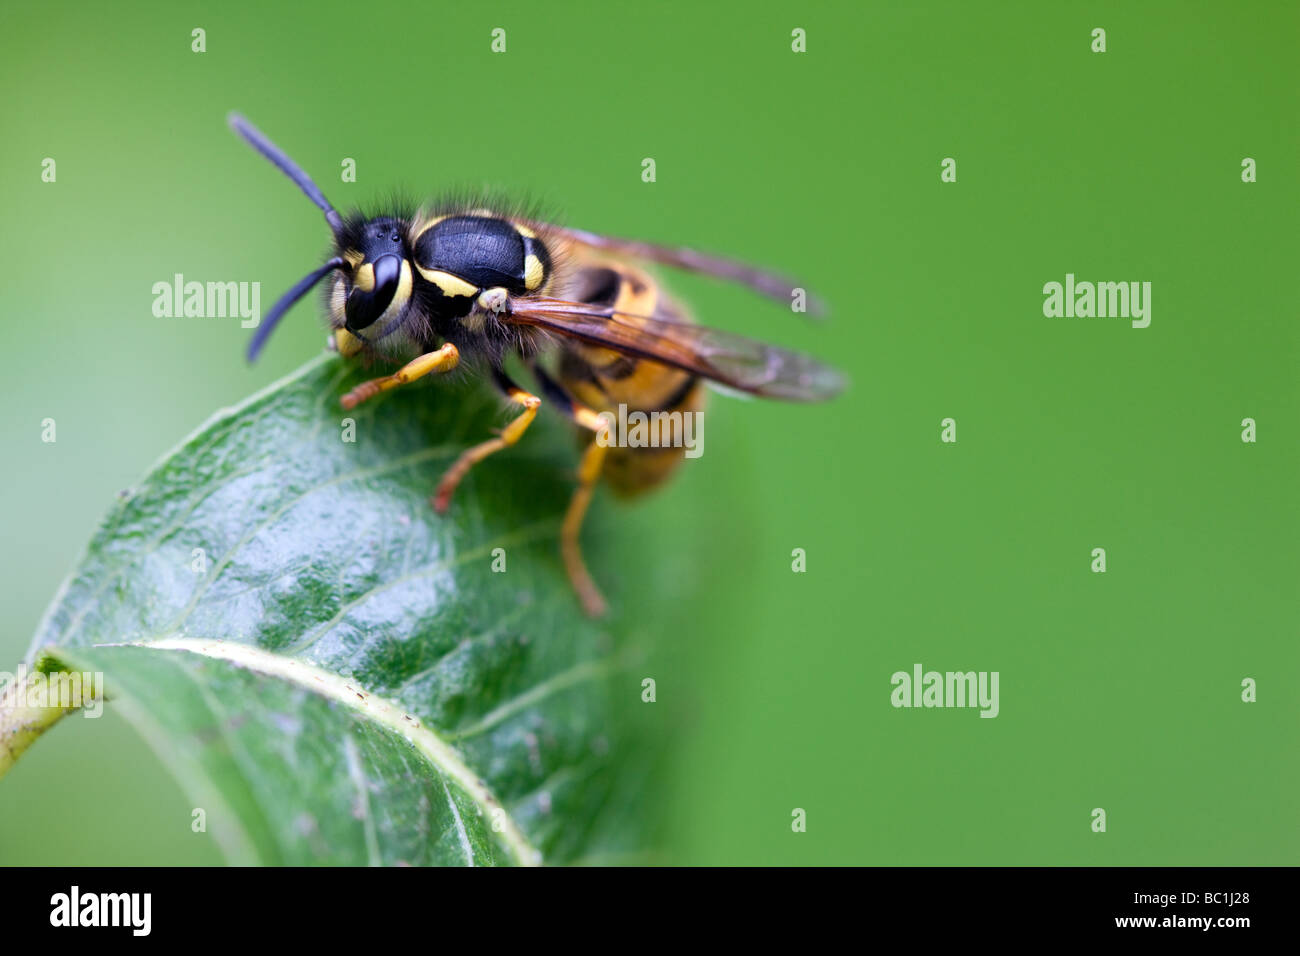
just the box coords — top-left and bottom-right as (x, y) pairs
(558, 264), (706, 498)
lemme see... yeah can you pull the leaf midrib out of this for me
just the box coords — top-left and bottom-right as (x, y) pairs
(121, 637), (543, 867)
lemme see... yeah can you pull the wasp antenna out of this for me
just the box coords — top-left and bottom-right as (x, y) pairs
(228, 112), (344, 235)
(247, 258), (346, 362)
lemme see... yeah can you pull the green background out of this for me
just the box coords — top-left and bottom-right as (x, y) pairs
(1, 0), (1295, 865)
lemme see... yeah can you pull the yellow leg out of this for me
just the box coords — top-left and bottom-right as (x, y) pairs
(529, 373), (614, 617)
(433, 385), (540, 513)
(340, 343), (459, 410)
(562, 435), (610, 617)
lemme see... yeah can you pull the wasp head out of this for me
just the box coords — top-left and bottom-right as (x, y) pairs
(330, 216), (415, 357)
(230, 113), (420, 363)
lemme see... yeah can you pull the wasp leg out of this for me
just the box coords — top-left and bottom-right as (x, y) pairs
(433, 368), (540, 514)
(560, 439), (610, 617)
(340, 342), (459, 410)
(532, 366), (612, 618)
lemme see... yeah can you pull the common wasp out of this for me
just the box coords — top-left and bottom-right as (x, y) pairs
(229, 114), (844, 616)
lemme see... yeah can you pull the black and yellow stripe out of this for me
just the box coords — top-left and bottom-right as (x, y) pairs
(557, 262), (706, 497)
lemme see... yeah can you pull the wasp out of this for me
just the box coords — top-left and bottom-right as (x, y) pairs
(229, 114), (844, 616)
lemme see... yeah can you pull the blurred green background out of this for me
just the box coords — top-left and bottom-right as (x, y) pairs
(1, 0), (1296, 865)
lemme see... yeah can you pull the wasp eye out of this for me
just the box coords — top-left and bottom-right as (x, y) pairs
(345, 254), (403, 331)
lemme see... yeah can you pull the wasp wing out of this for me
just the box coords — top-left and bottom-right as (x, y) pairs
(504, 298), (845, 402)
(534, 224), (827, 318)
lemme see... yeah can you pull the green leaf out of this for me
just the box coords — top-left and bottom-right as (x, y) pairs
(15, 355), (655, 866)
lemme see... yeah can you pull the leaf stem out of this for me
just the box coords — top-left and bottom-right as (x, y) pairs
(0, 661), (84, 781)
